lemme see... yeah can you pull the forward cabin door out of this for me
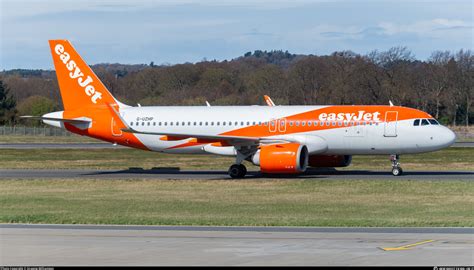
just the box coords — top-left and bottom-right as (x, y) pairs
(384, 111), (398, 137)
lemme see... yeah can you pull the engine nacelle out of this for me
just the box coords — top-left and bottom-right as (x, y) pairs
(252, 143), (309, 174)
(308, 155), (352, 167)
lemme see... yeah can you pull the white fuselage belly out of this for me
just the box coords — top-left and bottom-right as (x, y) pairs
(120, 106), (453, 155)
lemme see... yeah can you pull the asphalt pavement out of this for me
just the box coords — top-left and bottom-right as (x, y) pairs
(0, 168), (473, 180)
(1, 224), (472, 266)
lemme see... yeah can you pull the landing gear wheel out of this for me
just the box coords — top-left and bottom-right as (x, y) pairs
(392, 167), (403, 176)
(389, 154), (403, 176)
(229, 164), (247, 179)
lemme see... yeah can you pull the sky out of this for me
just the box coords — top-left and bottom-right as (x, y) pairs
(0, 0), (472, 69)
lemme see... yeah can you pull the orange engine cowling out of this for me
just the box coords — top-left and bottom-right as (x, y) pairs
(252, 143), (309, 174)
(308, 155), (352, 167)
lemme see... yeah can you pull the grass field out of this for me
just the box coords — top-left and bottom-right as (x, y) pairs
(1, 135), (472, 227)
(0, 147), (472, 171)
(1, 178), (473, 227)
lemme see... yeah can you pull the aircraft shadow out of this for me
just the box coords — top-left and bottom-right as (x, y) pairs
(85, 167), (474, 179)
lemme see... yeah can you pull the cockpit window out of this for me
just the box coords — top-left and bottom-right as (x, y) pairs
(413, 119), (420, 126)
(428, 119), (439, 125)
(421, 119), (429, 126)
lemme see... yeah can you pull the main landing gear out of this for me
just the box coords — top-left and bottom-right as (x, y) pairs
(228, 146), (254, 179)
(228, 164), (247, 179)
(390, 154), (403, 176)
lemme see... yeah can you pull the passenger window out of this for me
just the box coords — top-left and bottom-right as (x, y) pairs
(176, 122), (179, 126)
(170, 122), (173, 126)
(229, 121), (232, 126)
(246, 121), (250, 125)
(308, 121), (312, 126)
(164, 122), (167, 126)
(182, 122), (185, 126)
(147, 122), (150, 126)
(258, 122), (262, 126)
(338, 122), (342, 126)
(205, 122), (208, 126)
(301, 121), (306, 127)
(136, 122), (139, 126)
(252, 121), (256, 125)
(289, 121), (294, 126)
(421, 119), (429, 126)
(211, 122), (214, 126)
(413, 119), (420, 126)
(130, 122), (133, 126)
(188, 122), (191, 126)
(153, 122), (156, 126)
(295, 121), (300, 127)
(142, 122), (145, 126)
(159, 122), (162, 126)
(428, 119), (439, 125)
(326, 122), (330, 126)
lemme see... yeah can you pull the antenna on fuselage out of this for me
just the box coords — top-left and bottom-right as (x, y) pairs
(206, 101), (211, 107)
(389, 100), (394, 107)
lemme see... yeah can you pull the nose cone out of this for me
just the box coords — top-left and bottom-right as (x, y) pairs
(440, 127), (456, 148)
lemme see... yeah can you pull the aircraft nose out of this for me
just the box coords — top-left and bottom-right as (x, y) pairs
(440, 127), (456, 147)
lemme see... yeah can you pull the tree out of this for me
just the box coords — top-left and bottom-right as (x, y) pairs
(288, 57), (330, 105)
(426, 51), (452, 119)
(242, 64), (288, 105)
(454, 50), (474, 126)
(0, 80), (16, 125)
(17, 95), (57, 116)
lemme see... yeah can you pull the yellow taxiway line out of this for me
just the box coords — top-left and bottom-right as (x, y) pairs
(381, 239), (436, 251)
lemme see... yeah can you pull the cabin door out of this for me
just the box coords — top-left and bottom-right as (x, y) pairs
(384, 111), (398, 137)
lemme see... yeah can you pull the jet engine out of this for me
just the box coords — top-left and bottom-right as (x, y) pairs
(308, 155), (352, 167)
(252, 143), (309, 173)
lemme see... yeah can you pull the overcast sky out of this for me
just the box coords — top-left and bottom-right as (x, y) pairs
(1, 0), (472, 69)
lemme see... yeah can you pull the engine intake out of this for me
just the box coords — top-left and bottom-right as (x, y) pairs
(252, 143), (309, 174)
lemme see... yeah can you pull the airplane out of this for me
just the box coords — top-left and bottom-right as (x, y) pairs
(23, 40), (457, 178)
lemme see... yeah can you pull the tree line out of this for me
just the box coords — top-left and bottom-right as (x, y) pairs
(0, 47), (472, 126)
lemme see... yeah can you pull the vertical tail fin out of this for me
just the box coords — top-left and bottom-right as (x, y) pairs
(49, 40), (121, 110)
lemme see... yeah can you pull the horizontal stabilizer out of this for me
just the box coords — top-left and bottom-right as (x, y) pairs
(20, 116), (91, 124)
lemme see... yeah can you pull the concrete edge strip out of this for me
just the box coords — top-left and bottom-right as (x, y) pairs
(0, 224), (473, 234)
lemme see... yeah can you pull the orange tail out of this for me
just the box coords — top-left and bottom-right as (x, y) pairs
(49, 40), (120, 110)
(48, 40), (147, 150)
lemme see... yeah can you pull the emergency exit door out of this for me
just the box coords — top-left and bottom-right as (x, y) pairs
(384, 111), (398, 137)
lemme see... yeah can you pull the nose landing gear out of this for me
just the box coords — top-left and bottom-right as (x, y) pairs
(390, 154), (403, 176)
